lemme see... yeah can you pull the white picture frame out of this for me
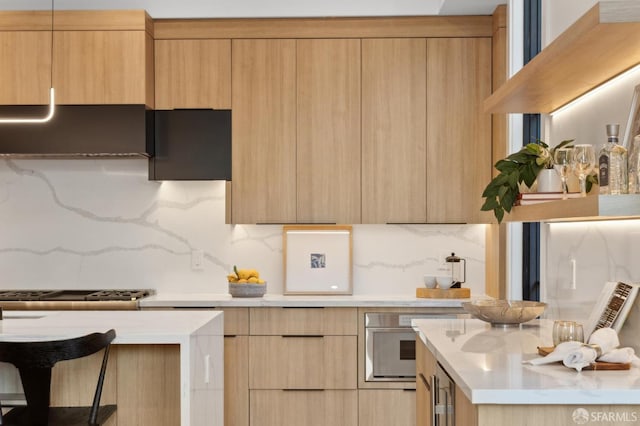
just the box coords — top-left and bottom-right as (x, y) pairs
(283, 225), (353, 295)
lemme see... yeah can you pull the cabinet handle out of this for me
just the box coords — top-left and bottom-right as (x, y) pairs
(418, 373), (430, 392)
(403, 388), (416, 392)
(224, 335), (237, 338)
(282, 335), (324, 338)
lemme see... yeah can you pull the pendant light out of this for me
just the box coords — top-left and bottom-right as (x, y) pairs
(0, 0), (56, 124)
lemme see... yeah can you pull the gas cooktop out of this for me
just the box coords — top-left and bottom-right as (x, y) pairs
(0, 289), (151, 302)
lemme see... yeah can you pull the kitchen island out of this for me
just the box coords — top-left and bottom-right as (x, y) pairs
(413, 318), (640, 426)
(0, 310), (223, 426)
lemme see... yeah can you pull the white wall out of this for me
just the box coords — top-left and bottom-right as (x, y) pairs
(540, 1), (640, 320)
(0, 159), (486, 296)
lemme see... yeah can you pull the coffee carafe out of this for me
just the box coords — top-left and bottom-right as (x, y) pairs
(445, 252), (466, 288)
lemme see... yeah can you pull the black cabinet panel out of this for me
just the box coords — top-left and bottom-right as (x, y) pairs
(150, 109), (231, 181)
(0, 105), (151, 156)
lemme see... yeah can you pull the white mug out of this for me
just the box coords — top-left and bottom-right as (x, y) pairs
(423, 275), (437, 288)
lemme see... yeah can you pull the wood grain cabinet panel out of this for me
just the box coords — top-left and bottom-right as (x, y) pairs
(155, 39), (231, 109)
(231, 39), (297, 224)
(361, 38), (427, 223)
(0, 31), (51, 105)
(250, 390), (357, 426)
(53, 30), (153, 105)
(249, 335), (357, 390)
(416, 336), (437, 425)
(426, 37), (492, 223)
(249, 307), (357, 335)
(358, 389), (416, 426)
(225, 336), (249, 426)
(296, 39), (361, 224)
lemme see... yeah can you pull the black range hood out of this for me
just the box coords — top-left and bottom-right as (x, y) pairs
(0, 105), (153, 157)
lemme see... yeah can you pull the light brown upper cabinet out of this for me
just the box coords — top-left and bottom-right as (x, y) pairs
(0, 30), (52, 105)
(297, 39), (361, 224)
(362, 38), (427, 224)
(0, 10), (154, 107)
(231, 39), (297, 224)
(155, 39), (231, 109)
(426, 38), (492, 223)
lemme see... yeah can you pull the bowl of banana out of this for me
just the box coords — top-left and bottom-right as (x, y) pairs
(227, 266), (266, 298)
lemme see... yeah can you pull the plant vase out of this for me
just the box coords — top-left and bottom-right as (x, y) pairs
(536, 169), (562, 193)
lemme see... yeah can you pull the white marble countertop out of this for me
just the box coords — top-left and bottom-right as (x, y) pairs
(0, 310), (223, 344)
(140, 293), (473, 308)
(413, 318), (640, 405)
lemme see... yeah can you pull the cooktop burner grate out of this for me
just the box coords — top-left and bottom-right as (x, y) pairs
(0, 290), (63, 301)
(84, 290), (149, 301)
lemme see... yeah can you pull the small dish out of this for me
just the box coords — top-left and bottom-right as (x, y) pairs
(436, 276), (454, 289)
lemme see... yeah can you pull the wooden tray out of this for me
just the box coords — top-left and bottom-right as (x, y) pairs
(416, 288), (470, 299)
(537, 347), (631, 370)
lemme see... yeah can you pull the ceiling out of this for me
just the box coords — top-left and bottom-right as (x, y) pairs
(0, 0), (507, 18)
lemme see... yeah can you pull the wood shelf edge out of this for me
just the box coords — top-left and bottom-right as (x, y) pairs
(484, 1), (640, 114)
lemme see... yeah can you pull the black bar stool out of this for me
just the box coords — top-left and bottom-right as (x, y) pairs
(0, 329), (117, 426)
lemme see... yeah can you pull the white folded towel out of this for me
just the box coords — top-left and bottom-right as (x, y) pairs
(588, 327), (619, 354)
(524, 341), (584, 366)
(598, 347), (640, 367)
(563, 346), (597, 371)
(523, 327), (640, 372)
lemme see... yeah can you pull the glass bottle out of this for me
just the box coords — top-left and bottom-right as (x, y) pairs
(628, 135), (640, 194)
(598, 124), (627, 194)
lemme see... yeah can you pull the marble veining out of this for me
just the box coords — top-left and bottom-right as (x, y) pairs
(0, 159), (485, 296)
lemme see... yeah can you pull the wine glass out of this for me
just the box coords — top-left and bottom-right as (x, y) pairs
(553, 147), (572, 199)
(571, 144), (596, 197)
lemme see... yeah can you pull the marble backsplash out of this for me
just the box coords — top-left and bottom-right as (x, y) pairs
(543, 220), (640, 321)
(0, 159), (486, 296)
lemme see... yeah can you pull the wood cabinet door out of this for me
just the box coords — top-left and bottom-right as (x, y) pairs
(426, 38), (492, 223)
(53, 30), (152, 105)
(416, 336), (436, 425)
(231, 39), (297, 224)
(362, 38), (427, 224)
(250, 390), (357, 426)
(296, 39), (361, 224)
(0, 31), (52, 105)
(358, 389), (416, 426)
(249, 307), (357, 336)
(155, 39), (231, 109)
(225, 336), (249, 426)
(248, 336), (357, 390)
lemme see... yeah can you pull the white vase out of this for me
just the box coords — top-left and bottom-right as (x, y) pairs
(536, 169), (562, 192)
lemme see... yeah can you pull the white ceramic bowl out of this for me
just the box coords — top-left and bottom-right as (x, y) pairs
(423, 275), (437, 288)
(436, 276), (454, 289)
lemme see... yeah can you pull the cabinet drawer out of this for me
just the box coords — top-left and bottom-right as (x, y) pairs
(359, 389), (416, 426)
(249, 336), (357, 389)
(250, 390), (357, 426)
(219, 308), (249, 336)
(249, 307), (357, 335)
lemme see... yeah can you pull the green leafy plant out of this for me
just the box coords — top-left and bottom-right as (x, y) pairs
(481, 139), (597, 223)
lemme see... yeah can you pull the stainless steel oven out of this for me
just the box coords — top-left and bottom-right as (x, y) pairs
(364, 312), (458, 382)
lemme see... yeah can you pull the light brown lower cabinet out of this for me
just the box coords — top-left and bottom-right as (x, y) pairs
(225, 336), (249, 426)
(250, 390), (358, 426)
(358, 389), (416, 426)
(51, 344), (180, 426)
(248, 335), (357, 389)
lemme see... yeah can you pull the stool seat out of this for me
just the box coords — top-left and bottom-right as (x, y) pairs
(2, 405), (117, 426)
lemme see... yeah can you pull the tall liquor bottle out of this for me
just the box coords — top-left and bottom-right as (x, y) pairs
(598, 124), (627, 194)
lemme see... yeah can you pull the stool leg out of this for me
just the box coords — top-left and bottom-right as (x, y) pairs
(18, 367), (52, 426)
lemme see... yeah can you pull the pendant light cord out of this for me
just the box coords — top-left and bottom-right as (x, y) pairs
(50, 0), (54, 90)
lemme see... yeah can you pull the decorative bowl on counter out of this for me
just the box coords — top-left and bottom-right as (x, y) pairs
(229, 282), (267, 298)
(462, 300), (546, 327)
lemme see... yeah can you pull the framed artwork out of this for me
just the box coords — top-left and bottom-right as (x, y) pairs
(283, 225), (353, 295)
(623, 84), (640, 148)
